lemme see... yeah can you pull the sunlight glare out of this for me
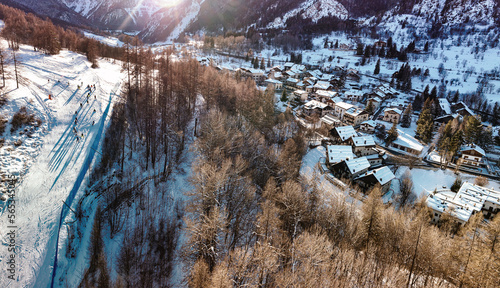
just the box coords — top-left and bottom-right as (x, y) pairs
(155, 0), (183, 8)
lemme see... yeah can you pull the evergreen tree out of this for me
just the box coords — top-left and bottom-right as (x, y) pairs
(365, 101), (375, 114)
(451, 90), (460, 103)
(374, 59), (380, 75)
(401, 104), (412, 128)
(430, 86), (437, 100)
(412, 94), (423, 112)
(463, 116), (482, 144)
(416, 108), (433, 143)
(356, 43), (364, 55)
(451, 176), (462, 192)
(281, 89), (288, 102)
(260, 58), (265, 70)
(254, 57), (259, 69)
(386, 122), (399, 145)
(334, 40), (339, 49)
(424, 41), (429, 52)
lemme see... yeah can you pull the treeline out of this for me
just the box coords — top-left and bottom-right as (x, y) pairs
(0, 3), (123, 63)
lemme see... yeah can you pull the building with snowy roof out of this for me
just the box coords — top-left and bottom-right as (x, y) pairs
(331, 157), (371, 179)
(383, 107), (403, 124)
(331, 125), (357, 143)
(344, 107), (369, 126)
(359, 120), (377, 133)
(390, 131), (424, 156)
(459, 144), (486, 167)
(326, 145), (355, 165)
(438, 98), (452, 115)
(313, 81), (333, 92)
(264, 79), (283, 90)
(354, 166), (395, 194)
(426, 182), (500, 225)
(348, 135), (377, 156)
(334, 101), (355, 120)
(343, 89), (365, 102)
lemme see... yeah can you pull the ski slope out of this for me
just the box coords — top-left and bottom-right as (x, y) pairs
(0, 43), (124, 287)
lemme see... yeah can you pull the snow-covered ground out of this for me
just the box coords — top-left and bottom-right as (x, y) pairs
(0, 42), (124, 287)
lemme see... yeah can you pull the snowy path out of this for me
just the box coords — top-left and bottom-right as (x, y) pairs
(0, 45), (123, 287)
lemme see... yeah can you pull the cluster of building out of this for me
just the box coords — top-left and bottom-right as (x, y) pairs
(426, 182), (500, 225)
(323, 125), (396, 194)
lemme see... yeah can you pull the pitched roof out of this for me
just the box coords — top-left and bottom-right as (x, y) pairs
(334, 126), (357, 141)
(345, 157), (370, 174)
(355, 166), (395, 186)
(304, 100), (327, 110)
(336, 102), (354, 110)
(327, 145), (355, 163)
(438, 98), (452, 115)
(361, 120), (377, 127)
(384, 107), (403, 115)
(350, 135), (376, 147)
(460, 144), (485, 156)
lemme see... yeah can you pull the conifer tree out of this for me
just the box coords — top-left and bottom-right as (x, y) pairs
(374, 59), (380, 75)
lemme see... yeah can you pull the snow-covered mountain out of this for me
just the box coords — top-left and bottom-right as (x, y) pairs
(3, 0), (500, 42)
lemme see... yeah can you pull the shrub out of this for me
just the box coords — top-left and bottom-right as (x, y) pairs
(450, 176), (462, 192)
(10, 106), (36, 133)
(0, 116), (6, 135)
(474, 176), (489, 187)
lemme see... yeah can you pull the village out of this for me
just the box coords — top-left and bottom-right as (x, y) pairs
(196, 47), (500, 228)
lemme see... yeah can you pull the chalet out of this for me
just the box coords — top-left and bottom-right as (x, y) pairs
(293, 90), (309, 102)
(365, 153), (385, 168)
(459, 144), (485, 167)
(348, 135), (376, 156)
(354, 166), (395, 194)
(359, 120), (377, 133)
(303, 100), (333, 117)
(390, 132), (424, 156)
(331, 157), (371, 179)
(335, 102), (355, 120)
(331, 125), (357, 143)
(326, 145), (355, 165)
(346, 69), (360, 82)
(367, 97), (383, 112)
(284, 62), (294, 70)
(313, 81), (333, 92)
(426, 182), (500, 225)
(437, 98), (452, 116)
(264, 79), (283, 90)
(343, 90), (364, 102)
(452, 102), (475, 117)
(268, 71), (283, 80)
(239, 68), (266, 83)
(285, 78), (300, 88)
(316, 90), (338, 103)
(374, 84), (398, 99)
(383, 108), (402, 124)
(344, 108), (369, 126)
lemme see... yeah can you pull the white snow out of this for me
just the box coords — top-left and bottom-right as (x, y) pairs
(0, 41), (125, 287)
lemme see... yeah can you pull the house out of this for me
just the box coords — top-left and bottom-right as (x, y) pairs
(374, 84), (399, 99)
(293, 90), (309, 102)
(354, 166), (395, 194)
(303, 100), (332, 117)
(321, 114), (341, 128)
(426, 182), (500, 225)
(437, 98), (452, 116)
(335, 102), (355, 120)
(373, 40), (387, 48)
(344, 108), (369, 126)
(268, 71), (283, 80)
(346, 69), (360, 82)
(331, 157), (371, 179)
(365, 153), (385, 167)
(316, 90), (338, 104)
(284, 62), (294, 70)
(359, 120), (377, 133)
(285, 78), (300, 88)
(390, 131), (424, 156)
(383, 108), (402, 124)
(326, 145), (355, 165)
(367, 97), (383, 112)
(452, 102), (475, 117)
(264, 79), (283, 90)
(343, 90), (364, 102)
(331, 125), (357, 143)
(313, 81), (333, 92)
(240, 68), (265, 83)
(348, 135), (376, 156)
(459, 144), (485, 167)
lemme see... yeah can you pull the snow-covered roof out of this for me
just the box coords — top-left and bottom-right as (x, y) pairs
(327, 145), (355, 164)
(286, 78), (300, 83)
(284, 62), (294, 67)
(426, 182), (500, 223)
(321, 114), (341, 126)
(345, 157), (370, 174)
(438, 98), (452, 115)
(456, 101), (475, 116)
(304, 100), (328, 110)
(345, 107), (366, 118)
(264, 79), (282, 84)
(334, 126), (357, 141)
(292, 64), (306, 71)
(361, 120), (377, 127)
(314, 81), (331, 90)
(316, 90), (337, 98)
(355, 166), (395, 186)
(294, 89), (308, 95)
(273, 72), (282, 78)
(351, 135), (376, 147)
(377, 84), (397, 95)
(384, 107), (403, 115)
(460, 144), (485, 156)
(368, 96), (383, 103)
(392, 130), (424, 152)
(344, 89), (364, 96)
(336, 102), (354, 110)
